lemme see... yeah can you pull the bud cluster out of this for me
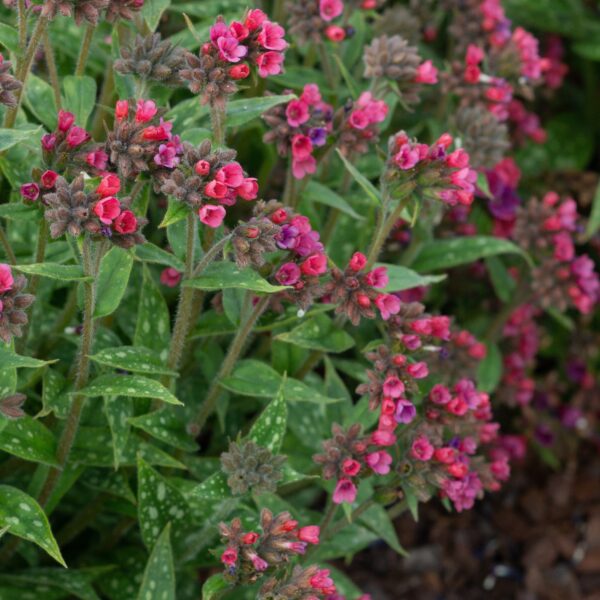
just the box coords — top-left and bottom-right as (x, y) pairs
(0, 264), (35, 344)
(0, 53), (21, 108)
(40, 0), (143, 25)
(259, 564), (337, 599)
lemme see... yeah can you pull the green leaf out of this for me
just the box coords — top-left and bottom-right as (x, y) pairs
(485, 256), (516, 303)
(24, 74), (58, 130)
(201, 574), (231, 600)
(104, 396), (133, 469)
(0, 346), (55, 370)
(275, 313), (355, 353)
(0, 416), (58, 465)
(78, 374), (182, 405)
(0, 127), (42, 153)
(359, 504), (408, 556)
(159, 198), (189, 228)
(184, 261), (288, 293)
(0, 23), (19, 55)
(192, 472), (230, 500)
(137, 524), (175, 600)
(302, 180), (364, 220)
(81, 468), (136, 504)
(476, 343), (503, 393)
(376, 263), (446, 292)
(0, 203), (38, 221)
(129, 409), (197, 452)
(135, 266), (171, 362)
(137, 458), (188, 548)
(585, 179), (600, 240)
(142, 0), (171, 31)
(311, 522), (379, 561)
(402, 488), (419, 522)
(89, 346), (177, 376)
(63, 76), (97, 128)
(37, 368), (69, 419)
(247, 382), (288, 453)
(0, 485), (65, 567)
(221, 360), (342, 405)
(412, 236), (531, 272)
(135, 243), (185, 271)
(95, 247), (134, 318)
(0, 568), (103, 600)
(476, 172), (492, 199)
(336, 149), (381, 205)
(14, 263), (90, 281)
(227, 94), (296, 128)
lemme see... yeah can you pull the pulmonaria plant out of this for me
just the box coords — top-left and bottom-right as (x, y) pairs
(0, 264), (35, 344)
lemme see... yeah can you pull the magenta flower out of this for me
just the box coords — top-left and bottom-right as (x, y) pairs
(217, 35), (247, 63)
(93, 197), (121, 225)
(291, 134), (313, 159)
(300, 83), (321, 105)
(160, 267), (182, 288)
(394, 143), (420, 170)
(20, 182), (39, 202)
(154, 143), (180, 168)
(198, 204), (226, 228)
(57, 109), (75, 132)
(135, 99), (157, 123)
(235, 177), (259, 200)
(275, 262), (301, 286)
(286, 99), (310, 127)
(204, 180), (229, 199)
(66, 126), (90, 148)
(257, 20), (287, 51)
(0, 263), (14, 293)
(332, 478), (357, 504)
(319, 0), (343, 22)
(429, 384), (451, 405)
(395, 399), (416, 424)
(41, 133), (56, 151)
(256, 51), (284, 77)
(40, 170), (58, 189)
(366, 451), (392, 475)
(292, 155), (317, 180)
(410, 435), (434, 461)
(414, 60), (438, 84)
(297, 525), (320, 544)
(375, 293), (400, 320)
(382, 375), (405, 398)
(85, 149), (109, 170)
(215, 162), (244, 188)
(113, 210), (138, 234)
(221, 548), (237, 566)
(365, 266), (388, 288)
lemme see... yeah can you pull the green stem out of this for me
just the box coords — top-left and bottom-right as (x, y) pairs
(318, 42), (336, 90)
(294, 349), (323, 380)
(319, 500), (338, 538)
(91, 64), (115, 140)
(4, 16), (49, 129)
(17, 0), (27, 56)
(43, 30), (61, 110)
(210, 101), (226, 146)
(75, 23), (95, 77)
(0, 224), (17, 264)
(192, 234), (231, 277)
(190, 295), (270, 435)
(37, 236), (96, 509)
(323, 499), (375, 541)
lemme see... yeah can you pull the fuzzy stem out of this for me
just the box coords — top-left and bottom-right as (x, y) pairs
(161, 214), (197, 391)
(17, 0), (27, 56)
(75, 23), (95, 77)
(190, 295), (270, 435)
(37, 236), (96, 509)
(191, 234), (231, 277)
(318, 42), (336, 90)
(91, 64), (115, 140)
(210, 102), (226, 146)
(43, 30), (61, 110)
(0, 224), (17, 265)
(323, 499), (375, 540)
(319, 500), (338, 538)
(4, 16), (49, 129)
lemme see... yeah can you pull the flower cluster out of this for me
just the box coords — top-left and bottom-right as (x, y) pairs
(105, 99), (180, 179)
(0, 264), (34, 344)
(181, 10), (287, 106)
(219, 509), (320, 583)
(158, 139), (258, 228)
(384, 131), (477, 207)
(43, 173), (145, 248)
(263, 84), (333, 179)
(259, 564), (337, 599)
(0, 53), (21, 108)
(41, 0), (144, 26)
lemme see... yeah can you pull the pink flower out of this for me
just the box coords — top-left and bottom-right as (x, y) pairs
(97, 174), (121, 197)
(292, 155), (317, 179)
(198, 204), (226, 228)
(365, 266), (388, 288)
(332, 478), (357, 504)
(383, 375), (405, 398)
(40, 170), (58, 189)
(349, 109), (369, 130)
(406, 361), (428, 379)
(286, 100), (310, 127)
(375, 293), (400, 320)
(291, 134), (313, 159)
(20, 182), (39, 201)
(414, 60), (438, 84)
(256, 51), (284, 77)
(135, 99), (157, 123)
(204, 180), (229, 199)
(446, 148), (470, 169)
(113, 210), (137, 234)
(115, 100), (129, 121)
(220, 547), (237, 566)
(0, 263), (14, 293)
(194, 160), (211, 176)
(394, 143), (420, 170)
(319, 0), (343, 21)
(229, 64), (250, 79)
(310, 569), (335, 594)
(210, 20), (229, 44)
(430, 384), (451, 405)
(466, 44), (484, 65)
(356, 92), (388, 123)
(395, 399), (416, 424)
(41, 134), (56, 151)
(301, 83), (321, 105)
(154, 142), (180, 168)
(229, 21), (249, 41)
(348, 252), (367, 272)
(410, 435), (434, 461)
(257, 20), (287, 51)
(241, 532), (260, 544)
(366, 451), (392, 475)
(371, 429), (396, 446)
(217, 35), (248, 63)
(342, 458), (361, 476)
(93, 196), (121, 224)
(297, 525), (320, 544)
(275, 262), (301, 286)
(66, 126), (90, 148)
(57, 110), (75, 132)
(301, 253), (327, 276)
(248, 552), (268, 571)
(235, 178), (259, 200)
(245, 9), (267, 31)
(85, 149), (108, 170)
(142, 124), (171, 141)
(216, 162), (244, 188)
(160, 267), (181, 287)
(325, 25), (346, 42)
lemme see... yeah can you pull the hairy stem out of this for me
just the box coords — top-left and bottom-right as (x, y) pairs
(190, 295), (270, 435)
(210, 102), (226, 146)
(17, 0), (27, 57)
(37, 236), (96, 508)
(0, 224), (17, 264)
(324, 499), (375, 540)
(192, 234), (230, 277)
(43, 30), (61, 110)
(4, 16), (49, 129)
(75, 23), (95, 77)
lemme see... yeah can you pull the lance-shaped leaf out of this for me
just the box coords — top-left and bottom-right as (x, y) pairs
(0, 416), (58, 465)
(336, 149), (381, 205)
(137, 458), (188, 549)
(183, 261), (288, 293)
(376, 263), (446, 292)
(128, 408), (197, 452)
(94, 247), (134, 318)
(137, 524), (175, 600)
(63, 75), (97, 128)
(192, 472), (231, 501)
(134, 243), (185, 271)
(0, 485), (66, 567)
(0, 127), (42, 153)
(159, 198), (188, 228)
(201, 574), (231, 600)
(78, 374), (182, 405)
(247, 381), (288, 453)
(36, 368), (69, 419)
(302, 180), (364, 220)
(358, 504), (408, 556)
(14, 263), (91, 281)
(89, 346), (177, 377)
(275, 313), (355, 353)
(0, 346), (56, 370)
(104, 396), (133, 469)
(477, 343), (503, 394)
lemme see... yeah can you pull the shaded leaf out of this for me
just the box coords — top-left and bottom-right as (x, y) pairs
(95, 247), (134, 318)
(14, 263), (90, 281)
(63, 76), (97, 128)
(377, 263), (446, 292)
(137, 524), (175, 600)
(89, 346), (177, 376)
(78, 374), (182, 405)
(129, 409), (197, 452)
(336, 149), (381, 205)
(184, 261), (287, 293)
(276, 313), (355, 353)
(0, 416), (58, 465)
(248, 382), (287, 453)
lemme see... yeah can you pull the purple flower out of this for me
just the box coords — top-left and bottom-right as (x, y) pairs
(308, 127), (327, 147)
(394, 399), (416, 424)
(295, 231), (323, 257)
(534, 424), (554, 446)
(276, 224), (299, 250)
(154, 142), (180, 168)
(486, 170), (521, 220)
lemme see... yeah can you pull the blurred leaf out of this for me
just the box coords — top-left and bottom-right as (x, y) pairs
(201, 574), (231, 600)
(193, 472), (231, 500)
(0, 485), (65, 567)
(302, 180), (364, 220)
(0, 416), (57, 465)
(359, 504), (408, 556)
(142, 0), (171, 31)
(135, 243), (185, 271)
(0, 23), (19, 55)
(137, 524), (175, 600)
(0, 127), (42, 152)
(585, 179), (600, 240)
(276, 313), (355, 353)
(485, 256), (516, 303)
(226, 94), (296, 128)
(0, 568), (103, 600)
(336, 149), (381, 205)
(89, 346), (177, 376)
(0, 203), (38, 220)
(63, 76), (97, 128)
(159, 199), (188, 228)
(477, 343), (503, 393)
(377, 263), (446, 292)
(37, 368), (69, 419)
(0, 346), (55, 369)
(79, 374), (182, 405)
(95, 247), (134, 318)
(24, 74), (57, 129)
(104, 396), (133, 469)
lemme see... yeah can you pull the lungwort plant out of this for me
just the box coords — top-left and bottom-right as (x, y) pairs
(0, 0), (598, 598)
